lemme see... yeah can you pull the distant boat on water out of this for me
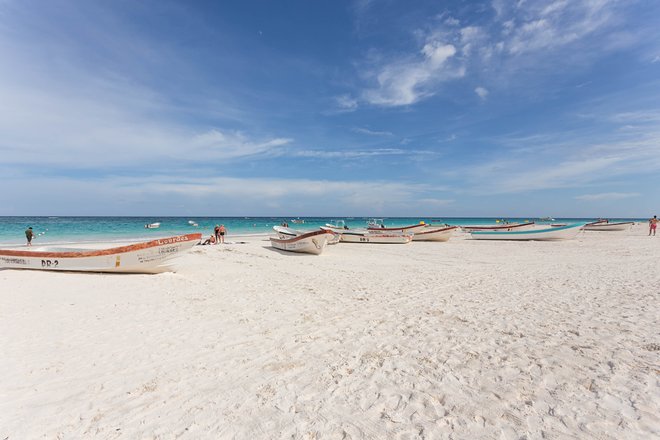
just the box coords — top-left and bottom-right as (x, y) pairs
(145, 222), (161, 229)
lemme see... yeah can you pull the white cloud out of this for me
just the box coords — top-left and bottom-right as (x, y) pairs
(575, 192), (640, 201)
(475, 86), (489, 99)
(0, 173), (448, 216)
(335, 94), (358, 111)
(351, 127), (393, 136)
(362, 40), (463, 106)
(291, 148), (432, 159)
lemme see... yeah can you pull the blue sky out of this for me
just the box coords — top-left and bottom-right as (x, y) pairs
(1, 0), (659, 217)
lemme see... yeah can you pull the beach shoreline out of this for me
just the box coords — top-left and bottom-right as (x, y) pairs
(1, 223), (658, 438)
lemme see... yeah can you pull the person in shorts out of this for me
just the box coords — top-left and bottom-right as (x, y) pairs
(25, 226), (34, 246)
(650, 215), (658, 236)
(218, 225), (226, 243)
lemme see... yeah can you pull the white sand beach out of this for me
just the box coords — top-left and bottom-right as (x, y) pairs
(1, 224), (658, 439)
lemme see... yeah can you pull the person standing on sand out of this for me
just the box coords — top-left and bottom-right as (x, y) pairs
(25, 226), (34, 246)
(218, 224), (226, 243)
(649, 215), (658, 236)
(214, 225), (220, 244)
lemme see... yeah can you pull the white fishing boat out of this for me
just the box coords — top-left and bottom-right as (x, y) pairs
(0, 233), (202, 273)
(273, 225), (340, 244)
(291, 218), (305, 224)
(470, 223), (583, 241)
(412, 226), (458, 242)
(366, 218), (427, 234)
(270, 229), (333, 255)
(460, 222), (536, 233)
(325, 220), (348, 230)
(322, 227), (413, 244)
(583, 221), (634, 231)
(145, 222), (161, 229)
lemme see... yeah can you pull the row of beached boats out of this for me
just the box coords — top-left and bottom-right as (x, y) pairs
(0, 219), (636, 272)
(268, 218), (636, 254)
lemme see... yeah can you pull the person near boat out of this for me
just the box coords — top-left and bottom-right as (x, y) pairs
(25, 226), (34, 246)
(214, 225), (220, 243)
(218, 225), (226, 243)
(201, 235), (216, 245)
(650, 215), (658, 236)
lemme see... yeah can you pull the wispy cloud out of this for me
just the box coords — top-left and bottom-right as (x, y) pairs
(361, 40), (464, 106)
(351, 127), (393, 136)
(475, 86), (489, 99)
(0, 172), (449, 216)
(575, 192), (640, 201)
(349, 0), (635, 107)
(335, 94), (359, 112)
(290, 148), (428, 159)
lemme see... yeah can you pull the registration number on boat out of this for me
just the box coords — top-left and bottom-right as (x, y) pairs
(41, 259), (59, 267)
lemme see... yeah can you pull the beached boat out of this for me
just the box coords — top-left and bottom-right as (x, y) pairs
(270, 229), (333, 255)
(412, 226), (458, 242)
(460, 222), (536, 233)
(366, 219), (427, 234)
(322, 227), (413, 244)
(583, 221), (634, 231)
(273, 225), (340, 244)
(145, 222), (161, 229)
(0, 233), (202, 273)
(470, 223), (583, 241)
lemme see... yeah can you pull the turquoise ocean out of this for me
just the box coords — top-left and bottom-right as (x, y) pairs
(0, 216), (643, 246)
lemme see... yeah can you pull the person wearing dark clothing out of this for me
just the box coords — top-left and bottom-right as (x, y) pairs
(25, 227), (34, 246)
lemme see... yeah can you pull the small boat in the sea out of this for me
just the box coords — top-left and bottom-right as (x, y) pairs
(270, 229), (333, 255)
(460, 222), (535, 233)
(412, 226), (458, 242)
(470, 223), (583, 241)
(366, 219), (427, 234)
(291, 218), (305, 224)
(145, 222), (161, 229)
(539, 217), (555, 221)
(0, 233), (202, 273)
(583, 221), (634, 231)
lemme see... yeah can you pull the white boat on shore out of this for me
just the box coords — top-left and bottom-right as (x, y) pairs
(412, 226), (458, 242)
(366, 219), (427, 234)
(322, 227), (413, 244)
(0, 233), (202, 273)
(461, 222), (535, 233)
(584, 221), (634, 231)
(273, 225), (340, 244)
(470, 223), (583, 241)
(270, 229), (333, 255)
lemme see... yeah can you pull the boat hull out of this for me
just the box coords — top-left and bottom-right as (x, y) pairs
(470, 224), (583, 241)
(338, 232), (412, 244)
(583, 222), (634, 231)
(273, 226), (340, 244)
(461, 222), (536, 233)
(270, 230), (331, 255)
(367, 224), (427, 234)
(0, 233), (201, 273)
(412, 226), (457, 242)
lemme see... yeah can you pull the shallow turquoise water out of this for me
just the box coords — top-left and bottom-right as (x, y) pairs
(0, 216), (641, 245)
